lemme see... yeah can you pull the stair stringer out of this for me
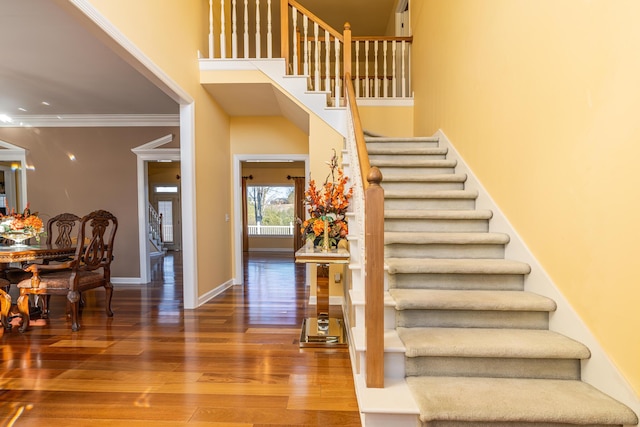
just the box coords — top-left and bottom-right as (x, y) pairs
(199, 58), (347, 136)
(434, 128), (640, 418)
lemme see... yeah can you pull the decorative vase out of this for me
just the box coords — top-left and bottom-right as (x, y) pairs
(321, 217), (330, 252)
(0, 229), (38, 247)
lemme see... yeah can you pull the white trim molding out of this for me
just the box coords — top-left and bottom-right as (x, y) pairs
(0, 114), (180, 128)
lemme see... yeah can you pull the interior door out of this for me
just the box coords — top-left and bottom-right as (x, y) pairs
(152, 186), (182, 251)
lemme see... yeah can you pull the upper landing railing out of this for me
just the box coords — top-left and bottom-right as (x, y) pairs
(207, 0), (413, 103)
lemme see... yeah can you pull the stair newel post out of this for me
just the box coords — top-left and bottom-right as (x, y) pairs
(343, 22), (352, 101)
(365, 166), (385, 388)
(280, 0), (289, 72)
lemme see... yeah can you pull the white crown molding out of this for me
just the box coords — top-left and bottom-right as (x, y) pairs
(0, 114), (180, 128)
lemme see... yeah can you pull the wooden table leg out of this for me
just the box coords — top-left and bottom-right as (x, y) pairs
(316, 263), (330, 328)
(0, 288), (11, 330)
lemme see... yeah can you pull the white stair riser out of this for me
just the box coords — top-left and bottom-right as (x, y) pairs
(385, 243), (505, 259)
(353, 303), (397, 330)
(385, 198), (476, 210)
(396, 309), (550, 330)
(356, 349), (407, 381)
(405, 356), (582, 380)
(387, 272), (526, 291)
(384, 218), (489, 233)
(360, 412), (420, 427)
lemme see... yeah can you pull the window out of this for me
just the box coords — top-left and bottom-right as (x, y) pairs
(246, 185), (294, 236)
(155, 186), (178, 193)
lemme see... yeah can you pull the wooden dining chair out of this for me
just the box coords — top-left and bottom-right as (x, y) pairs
(16, 210), (118, 332)
(4, 213), (82, 285)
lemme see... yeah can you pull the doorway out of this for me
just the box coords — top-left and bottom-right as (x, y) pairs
(150, 179), (182, 251)
(233, 154), (309, 285)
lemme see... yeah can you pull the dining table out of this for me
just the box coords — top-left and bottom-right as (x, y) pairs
(0, 243), (76, 330)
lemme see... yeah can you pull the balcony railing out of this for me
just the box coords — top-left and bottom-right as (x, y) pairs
(207, 0), (412, 101)
(247, 223), (294, 236)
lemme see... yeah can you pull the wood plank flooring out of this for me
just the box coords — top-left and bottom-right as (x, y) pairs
(0, 252), (361, 426)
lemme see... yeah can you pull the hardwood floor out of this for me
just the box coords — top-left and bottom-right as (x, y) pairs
(0, 252), (361, 426)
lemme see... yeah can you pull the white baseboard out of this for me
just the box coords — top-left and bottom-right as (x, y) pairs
(196, 279), (234, 307)
(111, 277), (145, 285)
(435, 129), (640, 415)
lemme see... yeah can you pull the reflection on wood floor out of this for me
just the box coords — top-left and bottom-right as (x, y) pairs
(0, 252), (361, 426)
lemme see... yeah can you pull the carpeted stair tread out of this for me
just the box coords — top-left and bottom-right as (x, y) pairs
(398, 327), (591, 359)
(382, 173), (467, 183)
(365, 136), (440, 143)
(386, 258), (532, 275)
(390, 289), (556, 312)
(371, 158), (457, 167)
(406, 376), (639, 426)
(385, 209), (493, 220)
(385, 231), (510, 245)
(368, 146), (448, 155)
(385, 189), (478, 199)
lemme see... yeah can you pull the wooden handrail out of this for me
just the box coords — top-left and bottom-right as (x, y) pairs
(345, 72), (370, 191)
(288, 0), (344, 41)
(345, 71), (384, 388)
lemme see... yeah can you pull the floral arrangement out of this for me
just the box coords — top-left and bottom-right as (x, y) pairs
(300, 150), (353, 250)
(0, 204), (44, 243)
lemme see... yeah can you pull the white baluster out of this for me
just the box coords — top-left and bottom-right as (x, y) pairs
(292, 8), (298, 74)
(334, 36), (341, 107)
(314, 23), (320, 91)
(255, 0), (261, 58)
(243, 0), (249, 58)
(364, 40), (369, 98)
(209, 0), (214, 58)
(401, 40), (406, 97)
(355, 41), (360, 97)
(220, 0), (226, 58)
(232, 0), (238, 58)
(324, 31), (330, 94)
(303, 16), (309, 77)
(374, 40), (379, 98)
(383, 41), (388, 98)
(392, 41), (397, 98)
(267, 0), (272, 58)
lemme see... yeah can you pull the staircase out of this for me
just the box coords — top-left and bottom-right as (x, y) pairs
(364, 135), (638, 426)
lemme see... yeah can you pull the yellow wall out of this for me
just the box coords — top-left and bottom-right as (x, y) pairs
(358, 105), (414, 137)
(229, 114), (344, 274)
(87, 0), (233, 297)
(412, 0), (640, 394)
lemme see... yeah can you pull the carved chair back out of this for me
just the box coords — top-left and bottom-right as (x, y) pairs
(72, 210), (118, 280)
(46, 212), (81, 248)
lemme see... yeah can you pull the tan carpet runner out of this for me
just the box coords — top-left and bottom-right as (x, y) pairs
(367, 135), (638, 426)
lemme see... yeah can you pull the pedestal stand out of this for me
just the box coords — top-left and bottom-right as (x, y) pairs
(295, 247), (349, 348)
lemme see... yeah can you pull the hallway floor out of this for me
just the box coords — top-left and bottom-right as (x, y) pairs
(0, 252), (361, 426)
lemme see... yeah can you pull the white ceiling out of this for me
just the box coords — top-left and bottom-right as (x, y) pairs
(0, 0), (397, 128)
